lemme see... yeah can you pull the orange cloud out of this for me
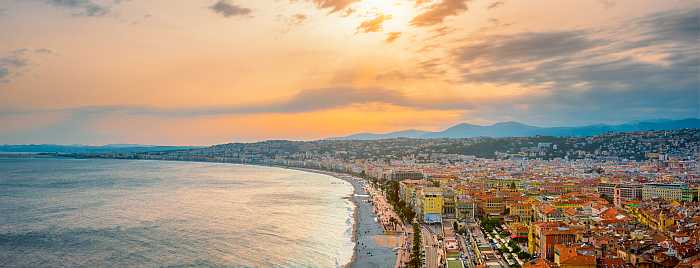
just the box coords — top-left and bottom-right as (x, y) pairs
(295, 0), (360, 13)
(385, 32), (402, 43)
(411, 0), (470, 27)
(356, 14), (392, 33)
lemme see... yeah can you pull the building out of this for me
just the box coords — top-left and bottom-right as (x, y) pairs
(455, 195), (476, 222)
(389, 170), (424, 181)
(529, 222), (582, 261)
(443, 188), (456, 218)
(598, 182), (616, 198)
(598, 182), (643, 207)
(508, 201), (534, 223)
(642, 182), (691, 202)
(613, 183), (643, 207)
(399, 179), (428, 207)
(485, 178), (524, 191)
(553, 244), (596, 268)
(477, 194), (505, 218)
(535, 204), (566, 222)
(628, 205), (676, 232)
(417, 187), (443, 223)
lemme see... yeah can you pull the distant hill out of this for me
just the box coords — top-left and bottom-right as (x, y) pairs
(332, 118), (700, 140)
(0, 144), (201, 154)
(339, 129), (429, 140)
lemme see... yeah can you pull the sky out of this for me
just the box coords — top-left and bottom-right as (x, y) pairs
(0, 0), (698, 145)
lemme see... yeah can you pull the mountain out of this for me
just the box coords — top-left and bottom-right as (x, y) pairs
(423, 121), (542, 138)
(338, 129), (429, 140)
(0, 144), (201, 154)
(332, 118), (700, 140)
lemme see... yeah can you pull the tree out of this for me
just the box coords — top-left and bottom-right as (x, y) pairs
(518, 251), (532, 260)
(409, 223), (423, 268)
(500, 245), (511, 253)
(389, 217), (398, 231)
(481, 217), (500, 233)
(509, 240), (519, 248)
(512, 246), (521, 253)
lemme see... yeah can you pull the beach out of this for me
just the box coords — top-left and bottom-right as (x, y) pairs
(292, 168), (398, 268)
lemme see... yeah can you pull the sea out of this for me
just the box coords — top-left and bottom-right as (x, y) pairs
(0, 158), (355, 267)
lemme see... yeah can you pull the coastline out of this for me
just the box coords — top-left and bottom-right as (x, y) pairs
(21, 157), (397, 267)
(290, 167), (397, 268)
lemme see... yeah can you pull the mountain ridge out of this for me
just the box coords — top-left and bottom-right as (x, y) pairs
(331, 118), (700, 140)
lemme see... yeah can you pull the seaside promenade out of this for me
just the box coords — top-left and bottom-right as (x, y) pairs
(364, 184), (410, 268)
(299, 170), (395, 268)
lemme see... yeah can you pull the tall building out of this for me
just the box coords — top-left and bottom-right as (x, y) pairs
(417, 187), (443, 223)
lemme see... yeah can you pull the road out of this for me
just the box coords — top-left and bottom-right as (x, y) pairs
(457, 234), (475, 268)
(422, 225), (440, 268)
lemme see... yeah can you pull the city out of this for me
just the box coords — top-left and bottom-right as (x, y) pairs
(2, 0), (699, 267)
(63, 128), (700, 268)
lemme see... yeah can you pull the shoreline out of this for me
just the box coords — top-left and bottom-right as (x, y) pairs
(287, 167), (398, 268)
(15, 157), (397, 267)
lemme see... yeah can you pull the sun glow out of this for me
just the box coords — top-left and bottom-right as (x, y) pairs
(354, 0), (416, 31)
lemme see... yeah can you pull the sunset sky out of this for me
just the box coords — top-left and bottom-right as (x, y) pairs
(1, 0), (698, 145)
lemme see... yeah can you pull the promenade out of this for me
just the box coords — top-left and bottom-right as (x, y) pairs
(365, 184), (410, 268)
(335, 173), (399, 268)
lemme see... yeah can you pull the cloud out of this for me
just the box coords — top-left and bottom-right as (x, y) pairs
(0, 48), (55, 83)
(2, 87), (477, 120)
(356, 14), (392, 33)
(455, 31), (601, 68)
(278, 13), (308, 32)
(411, 0), (470, 27)
(487, 1), (505, 9)
(43, 0), (115, 16)
(635, 8), (700, 45)
(448, 7), (700, 124)
(0, 49), (44, 84)
(294, 0), (360, 13)
(209, 0), (252, 18)
(290, 13), (308, 25)
(385, 32), (402, 43)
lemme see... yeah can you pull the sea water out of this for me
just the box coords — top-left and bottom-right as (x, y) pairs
(0, 158), (354, 267)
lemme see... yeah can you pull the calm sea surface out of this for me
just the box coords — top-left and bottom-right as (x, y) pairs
(0, 158), (354, 267)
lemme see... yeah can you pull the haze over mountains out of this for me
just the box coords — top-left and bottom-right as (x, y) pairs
(334, 118), (700, 140)
(2, 119), (698, 151)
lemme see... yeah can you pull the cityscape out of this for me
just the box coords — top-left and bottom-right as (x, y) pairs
(50, 127), (700, 268)
(1, 0), (699, 267)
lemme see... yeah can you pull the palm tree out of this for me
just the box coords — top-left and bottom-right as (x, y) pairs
(389, 217), (398, 231)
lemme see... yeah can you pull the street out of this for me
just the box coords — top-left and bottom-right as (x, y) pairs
(422, 225), (440, 268)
